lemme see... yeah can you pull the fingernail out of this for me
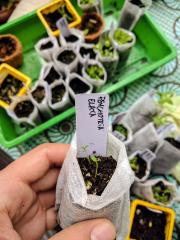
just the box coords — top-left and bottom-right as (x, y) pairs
(91, 221), (116, 240)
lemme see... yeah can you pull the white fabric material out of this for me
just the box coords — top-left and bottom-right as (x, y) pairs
(119, 0), (152, 30)
(132, 178), (178, 207)
(56, 133), (134, 238)
(7, 95), (40, 126)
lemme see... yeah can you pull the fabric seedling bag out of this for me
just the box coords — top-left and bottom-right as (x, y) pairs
(67, 72), (93, 100)
(127, 122), (160, 155)
(35, 36), (59, 62)
(132, 178), (178, 207)
(109, 28), (136, 71)
(151, 140), (180, 174)
(56, 133), (134, 239)
(82, 59), (107, 88)
(29, 81), (53, 119)
(121, 90), (157, 134)
(7, 95), (40, 126)
(59, 28), (84, 50)
(39, 62), (63, 84)
(119, 0), (152, 31)
(48, 80), (70, 111)
(78, 0), (103, 14)
(128, 149), (154, 182)
(53, 46), (79, 74)
(78, 43), (98, 65)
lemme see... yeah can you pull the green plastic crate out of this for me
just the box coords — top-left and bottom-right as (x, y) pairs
(0, 0), (176, 148)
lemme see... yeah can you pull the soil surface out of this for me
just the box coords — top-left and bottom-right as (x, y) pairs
(40, 41), (53, 50)
(70, 78), (90, 94)
(80, 14), (102, 35)
(78, 155), (117, 196)
(0, 75), (23, 104)
(80, 46), (96, 59)
(165, 137), (180, 149)
(32, 86), (45, 103)
(14, 100), (34, 118)
(130, 154), (147, 179)
(57, 50), (76, 64)
(130, 205), (166, 240)
(130, 0), (145, 8)
(0, 37), (16, 58)
(51, 84), (65, 104)
(44, 67), (61, 84)
(43, 5), (74, 31)
(65, 34), (78, 43)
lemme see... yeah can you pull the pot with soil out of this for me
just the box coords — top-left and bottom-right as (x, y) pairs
(110, 28), (136, 72)
(53, 46), (78, 74)
(112, 117), (132, 145)
(82, 59), (107, 89)
(30, 82), (53, 119)
(40, 62), (63, 85)
(48, 80), (70, 111)
(77, 0), (102, 14)
(67, 73), (93, 100)
(0, 63), (31, 108)
(0, 34), (22, 68)
(119, 0), (152, 31)
(79, 12), (104, 43)
(7, 96), (41, 126)
(129, 149), (153, 182)
(128, 200), (175, 240)
(37, 0), (81, 37)
(35, 36), (59, 62)
(0, 0), (19, 24)
(55, 133), (134, 238)
(132, 178), (178, 207)
(78, 43), (98, 65)
(95, 32), (119, 79)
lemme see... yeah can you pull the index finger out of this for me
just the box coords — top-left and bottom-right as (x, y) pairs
(5, 143), (69, 184)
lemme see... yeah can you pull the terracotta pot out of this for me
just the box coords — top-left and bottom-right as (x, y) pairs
(79, 12), (104, 43)
(0, 34), (23, 68)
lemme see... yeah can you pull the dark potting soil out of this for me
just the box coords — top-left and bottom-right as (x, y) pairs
(40, 41), (53, 50)
(165, 137), (180, 149)
(65, 34), (78, 43)
(78, 155), (117, 196)
(32, 86), (45, 103)
(131, 154), (147, 179)
(51, 84), (65, 104)
(43, 5), (73, 31)
(0, 37), (16, 58)
(80, 14), (101, 35)
(70, 78), (90, 94)
(130, 205), (166, 240)
(57, 50), (76, 64)
(130, 0), (145, 8)
(44, 67), (61, 84)
(14, 100), (34, 118)
(0, 75), (23, 104)
(80, 47), (96, 59)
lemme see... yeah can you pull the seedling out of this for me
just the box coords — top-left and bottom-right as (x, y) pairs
(157, 91), (173, 106)
(95, 35), (115, 58)
(129, 154), (147, 179)
(87, 154), (101, 177)
(129, 156), (139, 173)
(113, 123), (128, 138)
(86, 64), (104, 80)
(152, 181), (171, 204)
(113, 29), (133, 45)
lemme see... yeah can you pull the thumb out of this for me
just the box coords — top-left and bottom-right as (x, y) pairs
(50, 219), (116, 240)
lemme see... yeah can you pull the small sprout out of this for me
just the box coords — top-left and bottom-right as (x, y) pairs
(113, 124), (128, 137)
(157, 91), (173, 106)
(152, 115), (169, 127)
(86, 64), (104, 80)
(139, 219), (144, 225)
(152, 181), (171, 204)
(85, 180), (92, 190)
(129, 156), (139, 173)
(95, 35), (115, 58)
(87, 155), (101, 177)
(148, 221), (153, 228)
(113, 29), (133, 45)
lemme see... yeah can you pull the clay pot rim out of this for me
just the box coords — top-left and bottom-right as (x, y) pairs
(80, 12), (105, 42)
(0, 34), (22, 61)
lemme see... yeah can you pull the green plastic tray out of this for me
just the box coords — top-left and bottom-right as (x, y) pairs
(0, 0), (176, 148)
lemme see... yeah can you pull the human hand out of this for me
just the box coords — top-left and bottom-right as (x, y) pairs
(0, 143), (116, 240)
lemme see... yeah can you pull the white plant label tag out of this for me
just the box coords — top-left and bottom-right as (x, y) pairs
(56, 18), (71, 37)
(76, 93), (109, 158)
(140, 149), (156, 162)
